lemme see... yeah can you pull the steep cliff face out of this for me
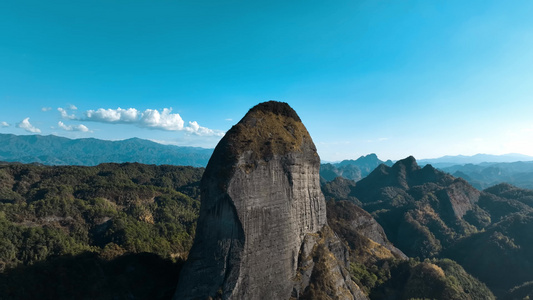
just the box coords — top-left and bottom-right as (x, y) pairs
(326, 200), (407, 263)
(174, 101), (364, 300)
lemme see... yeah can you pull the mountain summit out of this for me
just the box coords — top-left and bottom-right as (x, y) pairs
(174, 101), (364, 299)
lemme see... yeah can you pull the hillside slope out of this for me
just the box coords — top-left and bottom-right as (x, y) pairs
(323, 157), (533, 297)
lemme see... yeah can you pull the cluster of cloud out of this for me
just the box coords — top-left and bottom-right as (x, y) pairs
(83, 107), (224, 136)
(1, 121), (9, 127)
(85, 108), (142, 123)
(16, 118), (41, 133)
(55, 105), (89, 132)
(185, 121), (224, 136)
(58, 121), (90, 132)
(12, 105), (223, 138)
(58, 107), (76, 120)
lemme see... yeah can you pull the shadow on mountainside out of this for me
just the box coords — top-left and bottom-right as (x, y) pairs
(0, 251), (183, 300)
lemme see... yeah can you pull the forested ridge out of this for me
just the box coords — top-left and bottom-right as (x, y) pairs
(0, 162), (204, 299)
(0, 160), (524, 299)
(323, 157), (533, 298)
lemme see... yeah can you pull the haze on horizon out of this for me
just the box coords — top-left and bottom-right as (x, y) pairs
(1, 1), (533, 162)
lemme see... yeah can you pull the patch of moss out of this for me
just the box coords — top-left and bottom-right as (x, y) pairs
(203, 101), (315, 193)
(228, 106), (311, 160)
(247, 101), (302, 122)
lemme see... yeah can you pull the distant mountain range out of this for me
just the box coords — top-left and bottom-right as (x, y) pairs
(0, 134), (213, 167)
(440, 161), (533, 190)
(419, 154), (533, 190)
(3, 133), (533, 189)
(320, 154), (393, 182)
(321, 153), (533, 190)
(418, 153), (533, 168)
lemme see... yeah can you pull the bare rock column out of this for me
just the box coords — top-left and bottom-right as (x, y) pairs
(174, 101), (365, 300)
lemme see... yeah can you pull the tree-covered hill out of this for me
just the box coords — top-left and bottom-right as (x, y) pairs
(326, 199), (494, 300)
(0, 161), (501, 299)
(0, 133), (213, 167)
(323, 156), (533, 298)
(0, 163), (203, 272)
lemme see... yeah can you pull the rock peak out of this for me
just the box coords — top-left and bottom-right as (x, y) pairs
(215, 101), (314, 168)
(174, 102), (363, 300)
(393, 155), (419, 171)
(246, 100), (301, 122)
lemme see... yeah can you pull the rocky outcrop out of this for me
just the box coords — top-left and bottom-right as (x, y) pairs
(174, 101), (365, 299)
(326, 200), (407, 262)
(437, 178), (480, 219)
(323, 157), (492, 258)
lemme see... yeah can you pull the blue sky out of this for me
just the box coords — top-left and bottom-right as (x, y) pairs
(1, 0), (533, 161)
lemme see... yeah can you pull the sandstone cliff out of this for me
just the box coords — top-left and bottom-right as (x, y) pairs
(174, 101), (366, 300)
(326, 200), (407, 263)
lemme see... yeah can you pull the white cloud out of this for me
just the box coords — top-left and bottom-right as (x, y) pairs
(1, 121), (9, 127)
(140, 108), (184, 130)
(68, 104), (78, 110)
(185, 121), (225, 136)
(41, 107), (52, 112)
(16, 118), (41, 133)
(85, 107), (139, 123)
(58, 107), (76, 119)
(225, 118), (233, 121)
(82, 107), (224, 136)
(58, 121), (90, 132)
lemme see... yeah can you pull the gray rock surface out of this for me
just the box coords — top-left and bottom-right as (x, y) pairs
(340, 203), (407, 259)
(174, 101), (366, 300)
(439, 178), (480, 219)
(326, 200), (407, 264)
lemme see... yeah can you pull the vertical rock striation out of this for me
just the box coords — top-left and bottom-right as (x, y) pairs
(174, 101), (365, 300)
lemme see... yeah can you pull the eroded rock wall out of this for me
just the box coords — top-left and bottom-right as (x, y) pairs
(174, 101), (364, 300)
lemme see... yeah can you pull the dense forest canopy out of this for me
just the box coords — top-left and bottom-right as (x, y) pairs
(0, 163), (203, 270)
(0, 161), (531, 299)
